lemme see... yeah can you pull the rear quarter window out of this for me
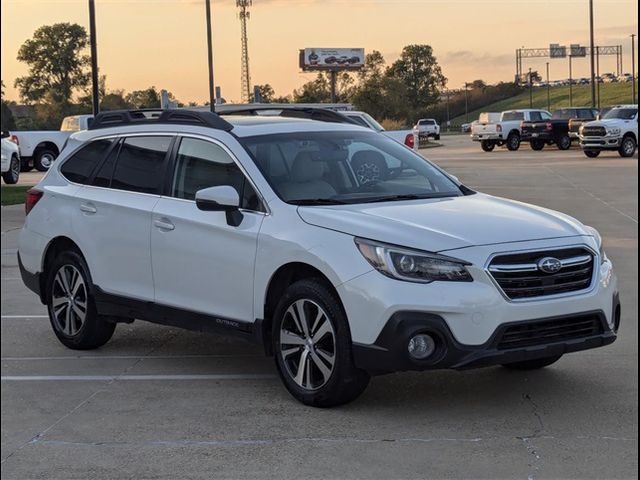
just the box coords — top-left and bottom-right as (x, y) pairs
(59, 138), (115, 184)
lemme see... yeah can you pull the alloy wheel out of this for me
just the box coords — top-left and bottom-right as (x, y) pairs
(40, 153), (55, 169)
(622, 138), (636, 156)
(10, 157), (20, 180)
(279, 299), (336, 391)
(51, 265), (88, 336)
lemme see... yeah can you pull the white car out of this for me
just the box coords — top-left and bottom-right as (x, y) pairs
(341, 110), (415, 149)
(579, 105), (638, 158)
(1, 135), (21, 184)
(18, 109), (620, 407)
(414, 118), (440, 140)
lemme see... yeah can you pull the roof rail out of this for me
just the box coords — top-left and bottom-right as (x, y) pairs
(88, 109), (234, 132)
(217, 105), (360, 125)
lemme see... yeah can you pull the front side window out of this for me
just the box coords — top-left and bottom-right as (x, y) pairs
(111, 136), (172, 194)
(241, 131), (463, 205)
(529, 112), (543, 121)
(60, 138), (114, 184)
(172, 137), (262, 211)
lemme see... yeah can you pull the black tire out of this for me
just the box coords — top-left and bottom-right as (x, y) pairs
(506, 132), (520, 151)
(502, 354), (562, 370)
(45, 250), (116, 350)
(530, 139), (545, 151)
(481, 140), (495, 152)
(584, 149), (601, 158)
(556, 134), (572, 150)
(618, 135), (637, 158)
(2, 155), (20, 184)
(434, 134), (441, 141)
(273, 279), (370, 407)
(34, 148), (57, 172)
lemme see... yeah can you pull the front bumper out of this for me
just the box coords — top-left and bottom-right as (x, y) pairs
(352, 304), (619, 374)
(580, 136), (622, 150)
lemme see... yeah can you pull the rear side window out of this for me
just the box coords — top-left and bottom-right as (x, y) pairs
(91, 141), (120, 188)
(60, 138), (114, 184)
(111, 136), (172, 194)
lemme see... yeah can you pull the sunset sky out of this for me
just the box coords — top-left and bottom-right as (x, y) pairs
(1, 0), (638, 104)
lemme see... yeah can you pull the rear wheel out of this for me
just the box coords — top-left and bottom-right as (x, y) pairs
(584, 149), (601, 158)
(618, 136), (637, 158)
(2, 155), (20, 184)
(480, 140), (495, 152)
(530, 139), (545, 151)
(556, 134), (572, 150)
(34, 149), (57, 172)
(45, 251), (116, 350)
(506, 132), (520, 151)
(502, 354), (562, 370)
(273, 279), (370, 407)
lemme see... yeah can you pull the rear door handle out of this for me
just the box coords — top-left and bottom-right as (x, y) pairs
(79, 203), (97, 214)
(153, 218), (175, 231)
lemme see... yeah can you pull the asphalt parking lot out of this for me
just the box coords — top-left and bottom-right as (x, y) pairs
(1, 135), (637, 479)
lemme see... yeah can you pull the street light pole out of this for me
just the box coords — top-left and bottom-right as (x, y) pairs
(528, 68), (533, 108)
(589, 0), (596, 107)
(464, 83), (469, 123)
(88, 0), (99, 116)
(596, 46), (601, 109)
(632, 34), (637, 104)
(205, 0), (215, 112)
(546, 62), (550, 111)
(569, 56), (573, 107)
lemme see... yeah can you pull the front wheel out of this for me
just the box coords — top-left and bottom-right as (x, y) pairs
(506, 132), (520, 151)
(556, 134), (572, 150)
(45, 251), (116, 350)
(34, 149), (57, 172)
(2, 155), (20, 184)
(618, 136), (637, 157)
(530, 139), (545, 151)
(481, 140), (495, 152)
(502, 354), (562, 370)
(584, 149), (601, 158)
(273, 279), (370, 407)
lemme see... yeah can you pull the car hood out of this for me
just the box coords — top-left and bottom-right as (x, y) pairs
(297, 193), (588, 252)
(583, 119), (625, 128)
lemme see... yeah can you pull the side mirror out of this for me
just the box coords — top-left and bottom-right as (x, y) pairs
(195, 186), (243, 226)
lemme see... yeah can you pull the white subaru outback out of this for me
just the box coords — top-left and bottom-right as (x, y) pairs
(18, 109), (620, 407)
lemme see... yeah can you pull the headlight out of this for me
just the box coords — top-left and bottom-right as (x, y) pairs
(355, 238), (473, 283)
(607, 127), (621, 135)
(585, 226), (606, 263)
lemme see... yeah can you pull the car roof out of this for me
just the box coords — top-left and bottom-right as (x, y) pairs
(69, 115), (369, 142)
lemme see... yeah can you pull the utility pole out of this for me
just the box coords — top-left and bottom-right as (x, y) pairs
(546, 62), (550, 111)
(88, 0), (99, 116)
(569, 56), (573, 107)
(464, 83), (469, 123)
(205, 0), (215, 111)
(528, 68), (533, 108)
(446, 90), (450, 132)
(632, 34), (637, 104)
(237, 0), (252, 103)
(596, 46), (601, 109)
(589, 0), (596, 107)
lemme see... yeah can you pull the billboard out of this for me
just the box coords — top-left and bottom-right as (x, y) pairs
(300, 48), (365, 71)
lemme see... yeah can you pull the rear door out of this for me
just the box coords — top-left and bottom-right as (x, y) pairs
(150, 135), (265, 322)
(72, 135), (174, 301)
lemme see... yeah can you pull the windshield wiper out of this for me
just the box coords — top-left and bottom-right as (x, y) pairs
(289, 198), (348, 206)
(363, 193), (453, 203)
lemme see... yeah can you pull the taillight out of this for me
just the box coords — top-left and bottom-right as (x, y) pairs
(546, 122), (553, 131)
(496, 124), (502, 133)
(9, 134), (19, 145)
(404, 133), (415, 149)
(25, 188), (43, 216)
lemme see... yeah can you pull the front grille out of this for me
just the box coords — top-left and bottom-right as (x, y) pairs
(582, 126), (606, 137)
(497, 314), (603, 350)
(488, 247), (594, 300)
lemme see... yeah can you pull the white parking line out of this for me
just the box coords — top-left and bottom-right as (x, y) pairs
(1, 315), (48, 319)
(1, 374), (276, 381)
(1, 354), (263, 360)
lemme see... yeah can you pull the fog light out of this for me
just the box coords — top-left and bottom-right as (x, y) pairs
(408, 334), (436, 360)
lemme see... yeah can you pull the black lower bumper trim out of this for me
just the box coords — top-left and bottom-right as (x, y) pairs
(352, 308), (617, 375)
(18, 252), (44, 303)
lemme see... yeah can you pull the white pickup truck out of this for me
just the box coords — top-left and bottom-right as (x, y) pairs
(471, 109), (551, 152)
(11, 114), (93, 171)
(342, 110), (416, 149)
(413, 118), (440, 140)
(579, 104), (638, 158)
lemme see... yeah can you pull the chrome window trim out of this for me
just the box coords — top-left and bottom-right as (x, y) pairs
(484, 244), (599, 303)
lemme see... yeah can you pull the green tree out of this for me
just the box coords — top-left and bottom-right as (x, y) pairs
(1, 81), (16, 131)
(125, 87), (161, 109)
(14, 23), (90, 105)
(293, 74), (331, 103)
(251, 84), (275, 103)
(387, 44), (446, 111)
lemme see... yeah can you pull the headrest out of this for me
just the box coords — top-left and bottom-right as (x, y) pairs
(291, 151), (325, 183)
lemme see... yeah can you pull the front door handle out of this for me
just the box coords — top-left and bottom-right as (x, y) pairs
(79, 203), (97, 214)
(153, 218), (175, 231)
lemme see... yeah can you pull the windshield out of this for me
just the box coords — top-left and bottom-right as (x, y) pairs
(240, 131), (463, 205)
(552, 109), (578, 119)
(602, 108), (637, 120)
(501, 111), (524, 121)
